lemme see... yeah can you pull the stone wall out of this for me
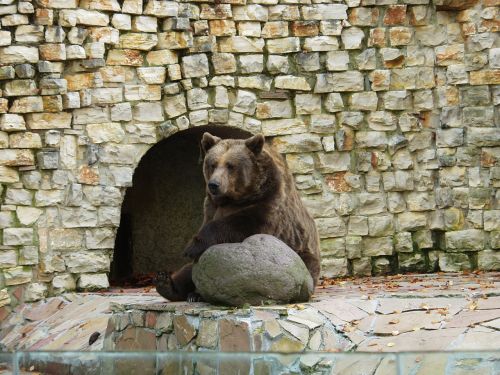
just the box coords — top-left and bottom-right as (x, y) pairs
(0, 0), (499, 308)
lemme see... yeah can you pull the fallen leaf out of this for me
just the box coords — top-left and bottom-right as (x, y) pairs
(89, 332), (100, 345)
(389, 319), (400, 324)
(437, 308), (448, 316)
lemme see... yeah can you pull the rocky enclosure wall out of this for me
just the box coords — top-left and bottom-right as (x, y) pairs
(0, 0), (499, 309)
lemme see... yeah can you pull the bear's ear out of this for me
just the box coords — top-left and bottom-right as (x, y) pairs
(201, 132), (221, 153)
(245, 134), (265, 155)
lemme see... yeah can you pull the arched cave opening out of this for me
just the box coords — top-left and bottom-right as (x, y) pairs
(110, 125), (253, 286)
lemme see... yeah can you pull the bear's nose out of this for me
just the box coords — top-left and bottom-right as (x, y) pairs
(208, 182), (219, 194)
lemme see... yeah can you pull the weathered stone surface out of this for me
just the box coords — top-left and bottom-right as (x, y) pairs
(4, 266), (32, 286)
(192, 234), (314, 306)
(315, 71), (364, 92)
(439, 252), (471, 272)
(445, 229), (485, 251)
(272, 134), (322, 153)
(0, 46), (39, 64)
(77, 273), (109, 290)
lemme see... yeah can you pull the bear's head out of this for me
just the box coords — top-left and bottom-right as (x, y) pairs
(201, 132), (278, 206)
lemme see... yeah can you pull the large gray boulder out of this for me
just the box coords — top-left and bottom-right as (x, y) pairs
(192, 234), (314, 306)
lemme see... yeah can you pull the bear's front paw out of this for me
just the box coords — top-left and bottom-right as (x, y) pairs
(154, 272), (180, 301)
(183, 239), (207, 259)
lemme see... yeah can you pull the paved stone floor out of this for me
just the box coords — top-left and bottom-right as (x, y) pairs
(1, 272), (499, 354)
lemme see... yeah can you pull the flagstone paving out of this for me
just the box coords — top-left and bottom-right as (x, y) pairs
(0, 272), (499, 356)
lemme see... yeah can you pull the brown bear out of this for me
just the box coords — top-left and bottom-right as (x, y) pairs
(155, 132), (321, 302)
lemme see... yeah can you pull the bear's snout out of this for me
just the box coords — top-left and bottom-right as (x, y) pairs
(208, 181), (220, 195)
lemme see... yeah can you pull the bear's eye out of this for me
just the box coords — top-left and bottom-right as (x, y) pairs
(209, 161), (217, 169)
(226, 163), (234, 171)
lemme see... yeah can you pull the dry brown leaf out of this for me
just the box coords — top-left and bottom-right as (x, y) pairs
(437, 308), (448, 316)
(389, 319), (400, 324)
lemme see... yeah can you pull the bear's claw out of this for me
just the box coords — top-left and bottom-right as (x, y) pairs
(186, 292), (203, 302)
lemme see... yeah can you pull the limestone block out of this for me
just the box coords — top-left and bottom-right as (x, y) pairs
(314, 71), (364, 92)
(4, 266), (32, 286)
(0, 250), (17, 269)
(182, 54), (209, 78)
(239, 54), (263, 74)
(445, 229), (485, 251)
(4, 228), (33, 246)
(238, 75), (272, 91)
(271, 134), (322, 153)
(0, 149), (34, 166)
(341, 27), (364, 49)
(0, 114), (26, 132)
(219, 36), (264, 53)
(119, 33), (157, 51)
(302, 4), (348, 20)
(78, 273), (109, 290)
(9, 132), (42, 149)
(134, 102), (164, 122)
(144, 0), (178, 17)
(52, 274), (76, 294)
(0, 46), (39, 64)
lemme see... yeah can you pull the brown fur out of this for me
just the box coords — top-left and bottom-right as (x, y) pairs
(155, 133), (321, 302)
